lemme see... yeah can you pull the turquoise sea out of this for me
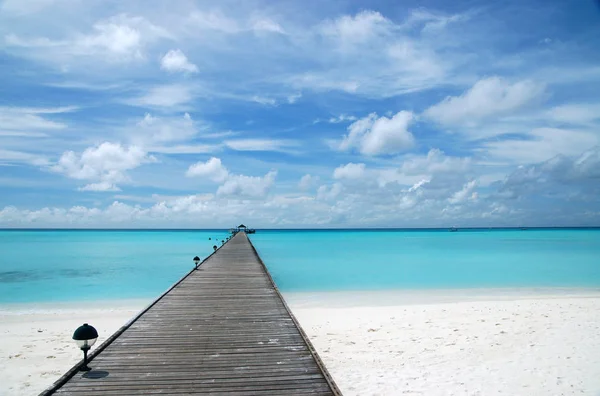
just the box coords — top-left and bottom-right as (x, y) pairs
(1, 229), (599, 304)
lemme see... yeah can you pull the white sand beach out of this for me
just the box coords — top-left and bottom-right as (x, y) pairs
(287, 289), (600, 396)
(1, 290), (600, 396)
(0, 300), (148, 396)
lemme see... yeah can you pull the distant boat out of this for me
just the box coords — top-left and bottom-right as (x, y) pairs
(520, 227), (528, 230)
(449, 227), (458, 232)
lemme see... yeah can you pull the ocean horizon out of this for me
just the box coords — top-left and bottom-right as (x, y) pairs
(1, 228), (599, 304)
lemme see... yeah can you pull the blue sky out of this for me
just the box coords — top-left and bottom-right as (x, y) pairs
(1, 0), (599, 228)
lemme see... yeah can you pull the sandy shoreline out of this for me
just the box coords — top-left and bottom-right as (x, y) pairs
(0, 300), (149, 396)
(1, 289), (600, 395)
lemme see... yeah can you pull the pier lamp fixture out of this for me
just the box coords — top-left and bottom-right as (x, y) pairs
(72, 323), (98, 372)
(193, 256), (201, 270)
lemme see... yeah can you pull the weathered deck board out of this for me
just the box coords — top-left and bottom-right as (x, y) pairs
(41, 232), (341, 396)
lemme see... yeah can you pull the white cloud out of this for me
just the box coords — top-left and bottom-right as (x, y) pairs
(0, 149), (49, 166)
(339, 111), (415, 156)
(298, 174), (318, 190)
(78, 18), (142, 58)
(400, 149), (471, 175)
(498, 146), (600, 199)
(186, 157), (229, 183)
(187, 10), (240, 33)
(3, 148), (599, 227)
(481, 128), (599, 164)
(547, 103), (600, 125)
(160, 49), (198, 73)
(1, 0), (56, 15)
(78, 181), (121, 192)
(316, 183), (343, 201)
(287, 92), (302, 104)
(448, 180), (478, 204)
(424, 77), (546, 128)
(251, 96), (277, 106)
(148, 144), (220, 154)
(251, 18), (285, 34)
(406, 8), (468, 32)
(217, 170), (277, 198)
(333, 163), (366, 179)
(408, 179), (430, 192)
(224, 139), (297, 152)
(52, 142), (154, 190)
(386, 40), (444, 82)
(0, 106), (75, 135)
(126, 84), (193, 108)
(186, 157), (278, 198)
(328, 114), (357, 124)
(321, 10), (391, 47)
(5, 14), (171, 63)
(133, 112), (198, 145)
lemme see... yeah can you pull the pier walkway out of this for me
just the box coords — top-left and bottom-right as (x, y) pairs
(42, 232), (341, 395)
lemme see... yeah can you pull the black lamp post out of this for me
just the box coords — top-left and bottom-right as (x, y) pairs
(72, 323), (98, 371)
(193, 256), (201, 269)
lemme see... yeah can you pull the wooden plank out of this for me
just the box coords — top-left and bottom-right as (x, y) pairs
(41, 232), (342, 395)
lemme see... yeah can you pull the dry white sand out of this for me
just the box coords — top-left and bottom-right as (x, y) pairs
(1, 290), (600, 396)
(0, 300), (148, 396)
(286, 289), (600, 396)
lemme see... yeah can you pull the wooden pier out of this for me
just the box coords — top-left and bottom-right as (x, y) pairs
(42, 232), (341, 395)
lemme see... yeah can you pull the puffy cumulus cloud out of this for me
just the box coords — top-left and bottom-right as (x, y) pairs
(339, 111), (415, 156)
(298, 174), (318, 190)
(424, 77), (546, 129)
(134, 112), (198, 145)
(333, 163), (366, 179)
(78, 17), (143, 58)
(498, 146), (600, 199)
(316, 183), (343, 201)
(408, 179), (430, 192)
(400, 149), (471, 175)
(160, 49), (198, 73)
(186, 157), (229, 183)
(448, 180), (478, 204)
(217, 170), (277, 198)
(51, 142), (154, 191)
(320, 10), (391, 47)
(3, 144), (600, 228)
(5, 14), (171, 64)
(187, 157), (277, 198)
